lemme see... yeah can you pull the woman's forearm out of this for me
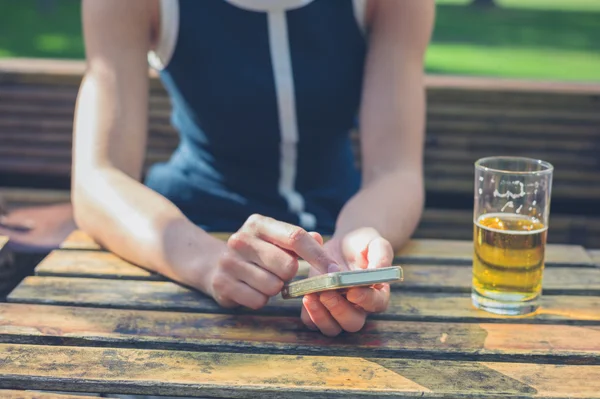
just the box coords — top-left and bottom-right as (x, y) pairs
(333, 169), (424, 250)
(72, 166), (222, 292)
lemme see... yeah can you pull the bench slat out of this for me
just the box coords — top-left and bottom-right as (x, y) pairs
(395, 238), (595, 266)
(59, 230), (101, 250)
(35, 250), (158, 280)
(7, 276), (600, 323)
(0, 303), (598, 364)
(0, 343), (598, 399)
(34, 249), (600, 295)
(0, 236), (13, 292)
(4, 101), (600, 124)
(0, 390), (107, 399)
(58, 230), (596, 267)
(590, 250), (600, 267)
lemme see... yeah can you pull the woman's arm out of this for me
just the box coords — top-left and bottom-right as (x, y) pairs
(73, 0), (334, 307)
(72, 0), (223, 291)
(334, 0), (435, 249)
(300, 0), (435, 336)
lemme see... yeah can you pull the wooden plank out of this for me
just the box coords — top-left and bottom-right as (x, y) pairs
(0, 236), (10, 282)
(0, 236), (10, 271)
(396, 239), (595, 267)
(35, 250), (158, 280)
(6, 101), (600, 125)
(0, 188), (71, 210)
(0, 303), (598, 364)
(59, 230), (101, 250)
(4, 57), (600, 94)
(0, 236), (7, 254)
(34, 250), (600, 295)
(7, 277), (600, 324)
(0, 390), (106, 399)
(58, 230), (597, 267)
(590, 250), (600, 267)
(0, 343), (598, 398)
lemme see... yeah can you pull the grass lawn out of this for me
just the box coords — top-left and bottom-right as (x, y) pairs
(0, 0), (599, 82)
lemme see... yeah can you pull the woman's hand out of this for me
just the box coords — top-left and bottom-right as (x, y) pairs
(205, 214), (337, 310)
(300, 227), (394, 336)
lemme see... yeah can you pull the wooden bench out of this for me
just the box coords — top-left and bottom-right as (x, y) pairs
(1, 231), (599, 397)
(1, 58), (600, 251)
(0, 235), (15, 296)
(0, 390), (108, 399)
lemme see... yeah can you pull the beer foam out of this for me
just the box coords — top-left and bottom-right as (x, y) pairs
(475, 212), (547, 235)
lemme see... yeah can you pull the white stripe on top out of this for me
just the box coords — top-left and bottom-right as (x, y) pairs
(267, 10), (317, 230)
(225, 0), (314, 12)
(352, 0), (367, 35)
(148, 0), (179, 71)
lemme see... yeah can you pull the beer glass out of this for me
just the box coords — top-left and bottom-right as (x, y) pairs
(472, 156), (553, 315)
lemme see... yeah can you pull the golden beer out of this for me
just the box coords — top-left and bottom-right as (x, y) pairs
(472, 213), (547, 313)
(472, 156), (553, 315)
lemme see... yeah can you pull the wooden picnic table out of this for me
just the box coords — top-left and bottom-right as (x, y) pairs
(0, 230), (599, 398)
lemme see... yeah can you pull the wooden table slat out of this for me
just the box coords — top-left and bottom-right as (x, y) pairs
(0, 236), (14, 286)
(7, 276), (600, 324)
(59, 230), (101, 251)
(34, 249), (600, 295)
(590, 250), (600, 267)
(395, 238), (595, 266)
(0, 303), (598, 364)
(59, 230), (596, 266)
(35, 250), (158, 280)
(0, 390), (108, 399)
(0, 344), (599, 399)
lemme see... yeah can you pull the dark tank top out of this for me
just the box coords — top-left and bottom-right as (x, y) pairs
(145, 0), (367, 234)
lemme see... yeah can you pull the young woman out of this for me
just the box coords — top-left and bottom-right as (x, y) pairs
(72, 0), (434, 337)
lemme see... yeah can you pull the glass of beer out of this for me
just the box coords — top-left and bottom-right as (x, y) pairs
(472, 156), (553, 315)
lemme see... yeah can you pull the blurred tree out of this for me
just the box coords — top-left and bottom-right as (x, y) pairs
(37, 0), (57, 14)
(472, 0), (496, 7)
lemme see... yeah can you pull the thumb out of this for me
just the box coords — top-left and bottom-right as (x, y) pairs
(366, 237), (394, 269)
(308, 231), (324, 246)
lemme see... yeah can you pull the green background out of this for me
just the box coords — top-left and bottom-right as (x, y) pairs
(1, 0), (599, 82)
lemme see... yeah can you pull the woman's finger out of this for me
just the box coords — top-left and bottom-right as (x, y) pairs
(346, 284), (390, 313)
(366, 237), (394, 269)
(239, 214), (337, 274)
(319, 290), (367, 332)
(302, 294), (342, 337)
(308, 231), (324, 246)
(300, 303), (318, 331)
(227, 232), (299, 281)
(212, 271), (270, 310)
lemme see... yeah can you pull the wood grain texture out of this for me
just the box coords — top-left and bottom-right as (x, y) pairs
(0, 390), (104, 398)
(0, 236), (13, 281)
(395, 239), (595, 267)
(34, 250), (600, 295)
(0, 303), (598, 364)
(59, 230), (101, 251)
(0, 343), (598, 398)
(35, 250), (159, 280)
(0, 188), (71, 207)
(590, 250), (600, 267)
(4, 58), (600, 95)
(59, 230), (596, 266)
(8, 276), (600, 323)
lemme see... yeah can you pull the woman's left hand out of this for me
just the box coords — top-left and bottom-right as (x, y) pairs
(300, 227), (394, 336)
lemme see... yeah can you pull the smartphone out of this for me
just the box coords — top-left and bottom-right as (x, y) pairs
(280, 266), (403, 299)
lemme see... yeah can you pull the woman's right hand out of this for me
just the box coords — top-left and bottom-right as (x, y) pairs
(206, 214), (337, 310)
